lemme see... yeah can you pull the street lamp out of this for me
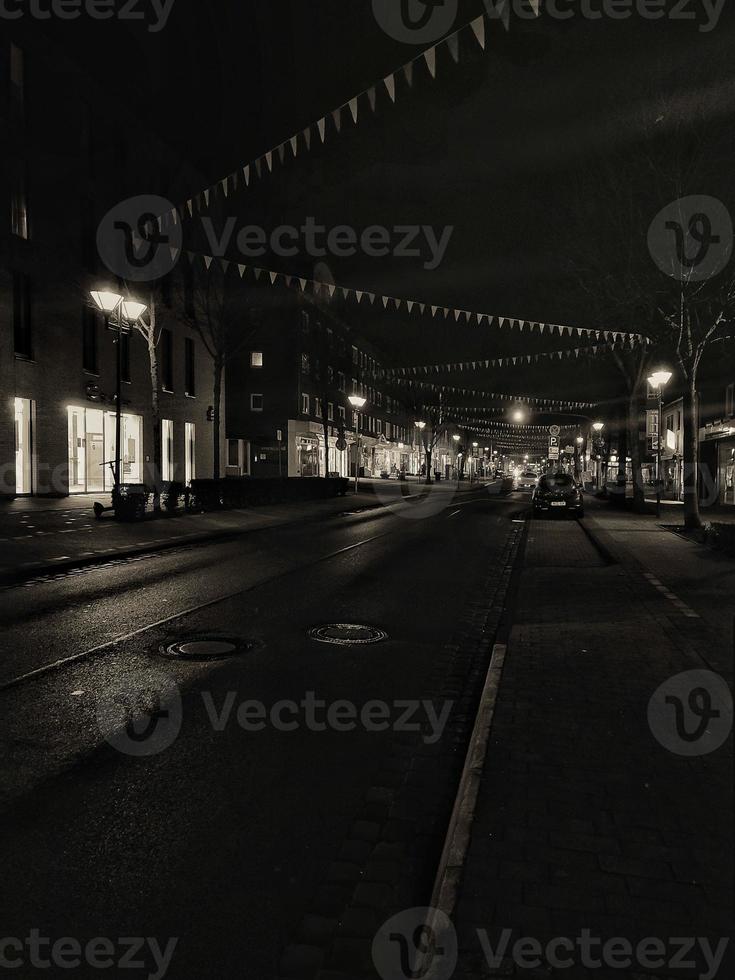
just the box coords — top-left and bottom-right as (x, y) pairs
(415, 421), (427, 481)
(348, 394), (367, 494)
(647, 370), (673, 518)
(90, 290), (147, 490)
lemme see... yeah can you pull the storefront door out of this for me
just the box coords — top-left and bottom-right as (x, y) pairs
(67, 408), (143, 493)
(14, 397), (33, 495)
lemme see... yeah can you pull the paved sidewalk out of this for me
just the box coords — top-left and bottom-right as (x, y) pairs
(0, 481), (496, 585)
(453, 514), (733, 979)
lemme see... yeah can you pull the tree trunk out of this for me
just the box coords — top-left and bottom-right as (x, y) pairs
(213, 358), (223, 480)
(682, 378), (702, 530)
(628, 392), (646, 513)
(322, 410), (331, 479)
(425, 449), (433, 484)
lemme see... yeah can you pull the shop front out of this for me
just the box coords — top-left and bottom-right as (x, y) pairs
(700, 423), (735, 506)
(67, 407), (144, 493)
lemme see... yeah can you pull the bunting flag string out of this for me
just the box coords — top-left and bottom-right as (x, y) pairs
(156, 11), (499, 226)
(155, 242), (648, 345)
(390, 341), (644, 377)
(390, 379), (598, 410)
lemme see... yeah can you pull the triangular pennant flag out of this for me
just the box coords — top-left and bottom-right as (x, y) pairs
(394, 298), (402, 311)
(254, 268), (262, 281)
(367, 86), (377, 112)
(349, 97), (358, 124)
(328, 284), (336, 298)
(446, 33), (460, 63)
(243, 165), (250, 186)
(317, 117), (326, 142)
(424, 47), (437, 79)
(403, 62), (414, 87)
(269, 271), (277, 285)
(278, 143), (286, 164)
(407, 301), (415, 313)
(265, 151), (273, 172)
(220, 259), (230, 273)
(331, 108), (342, 133)
(255, 158), (262, 179)
(384, 74), (396, 102)
(204, 189), (210, 206)
(431, 306), (438, 317)
(204, 255), (213, 270)
(221, 177), (229, 197)
(238, 264), (247, 278)
(341, 287), (351, 300)
(290, 135), (299, 157)
(382, 296), (389, 309)
(187, 200), (194, 217)
(368, 293), (376, 304)
(356, 291), (364, 303)
(170, 246), (179, 262)
(299, 278), (307, 291)
(303, 127), (312, 150)
(470, 15), (486, 49)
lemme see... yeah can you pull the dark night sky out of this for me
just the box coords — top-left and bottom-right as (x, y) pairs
(36, 1), (735, 404)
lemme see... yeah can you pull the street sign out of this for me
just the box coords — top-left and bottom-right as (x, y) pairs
(336, 437), (347, 451)
(549, 435), (560, 460)
(549, 425), (560, 437)
(276, 429), (283, 442)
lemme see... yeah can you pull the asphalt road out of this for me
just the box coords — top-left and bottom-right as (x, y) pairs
(0, 488), (528, 980)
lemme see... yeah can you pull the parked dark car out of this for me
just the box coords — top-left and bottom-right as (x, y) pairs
(533, 473), (585, 518)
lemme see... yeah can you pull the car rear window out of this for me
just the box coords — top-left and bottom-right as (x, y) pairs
(539, 475), (575, 490)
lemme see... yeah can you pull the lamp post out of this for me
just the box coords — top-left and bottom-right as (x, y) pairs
(348, 394), (367, 495)
(592, 422), (605, 490)
(647, 371), (673, 518)
(90, 291), (147, 490)
(415, 421), (427, 482)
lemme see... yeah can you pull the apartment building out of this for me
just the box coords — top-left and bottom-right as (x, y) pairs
(225, 293), (422, 480)
(1, 26), (221, 497)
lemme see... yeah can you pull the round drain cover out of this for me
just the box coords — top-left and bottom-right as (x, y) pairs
(308, 624), (388, 646)
(160, 637), (246, 661)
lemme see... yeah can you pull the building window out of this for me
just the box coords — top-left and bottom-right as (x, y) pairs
(83, 307), (98, 373)
(727, 383), (734, 417)
(162, 420), (174, 482)
(338, 406), (346, 422)
(14, 397), (33, 495)
(185, 338), (196, 396)
(315, 397), (323, 419)
(250, 393), (264, 412)
(10, 44), (24, 120)
(376, 419), (382, 435)
(301, 352), (310, 375)
(328, 402), (334, 420)
(352, 346), (359, 365)
(302, 393), (310, 415)
(162, 329), (174, 391)
(251, 351), (264, 368)
(11, 159), (29, 239)
(13, 272), (31, 358)
(185, 423), (196, 485)
(338, 372), (345, 392)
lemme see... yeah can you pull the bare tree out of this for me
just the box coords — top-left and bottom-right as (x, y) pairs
(563, 68), (734, 526)
(179, 261), (255, 480)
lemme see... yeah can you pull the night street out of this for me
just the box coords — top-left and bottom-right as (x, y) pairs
(2, 2), (734, 979)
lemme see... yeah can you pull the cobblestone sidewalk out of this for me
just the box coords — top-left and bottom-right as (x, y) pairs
(453, 517), (733, 979)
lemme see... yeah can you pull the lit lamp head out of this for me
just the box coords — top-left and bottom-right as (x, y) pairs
(648, 370), (673, 389)
(348, 395), (367, 410)
(90, 290), (124, 314)
(452, 434), (461, 443)
(415, 421), (426, 430)
(576, 436), (584, 445)
(121, 300), (148, 322)
(592, 422), (605, 433)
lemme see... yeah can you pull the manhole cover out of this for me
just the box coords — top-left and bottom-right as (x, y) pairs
(159, 637), (247, 661)
(308, 624), (388, 646)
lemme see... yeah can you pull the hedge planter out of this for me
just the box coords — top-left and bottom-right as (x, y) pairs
(189, 477), (350, 512)
(112, 484), (151, 522)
